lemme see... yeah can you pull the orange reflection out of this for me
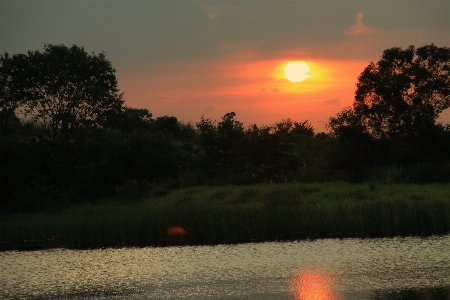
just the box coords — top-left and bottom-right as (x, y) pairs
(290, 268), (339, 300)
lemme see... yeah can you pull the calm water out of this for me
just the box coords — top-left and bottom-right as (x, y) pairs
(1, 236), (450, 299)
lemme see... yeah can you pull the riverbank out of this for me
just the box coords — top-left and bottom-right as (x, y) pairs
(1, 182), (450, 251)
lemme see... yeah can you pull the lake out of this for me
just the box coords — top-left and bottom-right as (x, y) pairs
(2, 235), (450, 299)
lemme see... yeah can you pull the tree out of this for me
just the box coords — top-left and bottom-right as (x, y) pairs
(216, 112), (244, 167)
(1, 44), (124, 140)
(329, 44), (450, 139)
(242, 123), (290, 183)
(273, 119), (314, 142)
(0, 53), (23, 136)
(196, 115), (219, 184)
(104, 106), (153, 133)
(327, 108), (371, 141)
(195, 112), (246, 184)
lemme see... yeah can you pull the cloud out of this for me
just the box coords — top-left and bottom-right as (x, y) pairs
(203, 104), (217, 113)
(344, 12), (374, 36)
(323, 98), (340, 105)
(196, 0), (239, 20)
(260, 87), (279, 93)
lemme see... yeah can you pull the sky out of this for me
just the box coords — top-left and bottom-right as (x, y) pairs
(1, 0), (450, 132)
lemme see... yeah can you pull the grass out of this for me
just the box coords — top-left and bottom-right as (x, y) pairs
(1, 182), (450, 251)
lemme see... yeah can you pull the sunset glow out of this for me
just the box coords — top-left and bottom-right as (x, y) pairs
(120, 57), (367, 131)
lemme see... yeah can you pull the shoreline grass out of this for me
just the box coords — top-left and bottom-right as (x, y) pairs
(1, 182), (450, 251)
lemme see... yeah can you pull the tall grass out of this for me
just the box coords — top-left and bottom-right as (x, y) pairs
(1, 182), (450, 250)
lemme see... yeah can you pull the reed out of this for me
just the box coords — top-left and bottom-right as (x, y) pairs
(1, 182), (450, 250)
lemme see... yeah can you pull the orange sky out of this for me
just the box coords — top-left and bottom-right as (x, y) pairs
(120, 56), (368, 132)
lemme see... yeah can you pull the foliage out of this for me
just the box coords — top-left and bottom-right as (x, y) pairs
(273, 118), (314, 140)
(0, 44), (124, 140)
(0, 53), (23, 136)
(329, 44), (450, 139)
(104, 106), (153, 133)
(327, 44), (450, 180)
(195, 113), (316, 184)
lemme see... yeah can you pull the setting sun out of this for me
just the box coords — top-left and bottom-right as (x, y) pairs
(284, 61), (310, 82)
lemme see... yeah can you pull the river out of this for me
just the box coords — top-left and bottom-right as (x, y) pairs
(1, 235), (450, 299)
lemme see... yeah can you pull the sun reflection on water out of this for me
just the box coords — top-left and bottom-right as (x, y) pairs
(290, 267), (339, 300)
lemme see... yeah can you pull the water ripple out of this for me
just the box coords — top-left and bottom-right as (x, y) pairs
(1, 236), (450, 299)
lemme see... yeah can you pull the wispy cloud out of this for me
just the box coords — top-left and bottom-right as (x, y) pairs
(203, 104), (217, 113)
(196, 0), (239, 20)
(344, 13), (374, 36)
(323, 98), (340, 105)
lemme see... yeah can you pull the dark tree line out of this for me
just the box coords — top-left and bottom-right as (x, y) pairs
(1, 44), (450, 212)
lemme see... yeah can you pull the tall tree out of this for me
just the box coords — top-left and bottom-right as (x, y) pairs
(0, 53), (23, 136)
(329, 44), (450, 139)
(2, 44), (124, 140)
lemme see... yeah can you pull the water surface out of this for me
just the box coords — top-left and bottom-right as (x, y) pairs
(2, 236), (450, 299)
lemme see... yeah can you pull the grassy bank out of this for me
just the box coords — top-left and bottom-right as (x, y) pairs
(1, 182), (450, 250)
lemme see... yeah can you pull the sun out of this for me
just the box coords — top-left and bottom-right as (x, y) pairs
(284, 61), (310, 82)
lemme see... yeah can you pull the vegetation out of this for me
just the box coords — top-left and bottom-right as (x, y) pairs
(1, 182), (450, 250)
(329, 44), (450, 140)
(0, 44), (124, 141)
(327, 45), (450, 180)
(1, 43), (450, 249)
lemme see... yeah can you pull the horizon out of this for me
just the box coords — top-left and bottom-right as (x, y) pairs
(2, 0), (450, 132)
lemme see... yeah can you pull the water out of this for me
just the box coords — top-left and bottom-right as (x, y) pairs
(1, 236), (450, 299)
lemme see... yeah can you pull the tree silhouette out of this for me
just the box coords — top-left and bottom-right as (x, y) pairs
(329, 44), (450, 139)
(0, 53), (23, 136)
(1, 44), (124, 140)
(104, 106), (153, 133)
